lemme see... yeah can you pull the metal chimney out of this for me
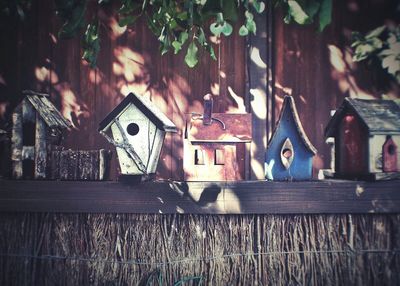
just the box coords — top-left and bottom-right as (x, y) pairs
(203, 93), (213, 125)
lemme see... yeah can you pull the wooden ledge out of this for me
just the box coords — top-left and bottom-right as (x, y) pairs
(0, 179), (399, 214)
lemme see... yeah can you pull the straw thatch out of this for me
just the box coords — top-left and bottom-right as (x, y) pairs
(0, 213), (399, 285)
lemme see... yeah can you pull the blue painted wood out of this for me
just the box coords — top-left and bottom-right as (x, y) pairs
(265, 97), (315, 180)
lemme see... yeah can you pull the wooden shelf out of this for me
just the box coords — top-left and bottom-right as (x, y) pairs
(0, 179), (399, 214)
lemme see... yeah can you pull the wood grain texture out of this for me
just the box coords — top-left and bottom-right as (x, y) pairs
(0, 179), (399, 214)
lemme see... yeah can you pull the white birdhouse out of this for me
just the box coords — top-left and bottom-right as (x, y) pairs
(98, 93), (177, 176)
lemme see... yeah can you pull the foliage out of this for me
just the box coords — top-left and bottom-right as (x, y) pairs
(1, 0), (333, 68)
(352, 25), (400, 84)
(276, 0), (332, 32)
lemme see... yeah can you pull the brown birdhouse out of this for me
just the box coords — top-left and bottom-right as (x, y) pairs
(183, 95), (252, 181)
(324, 98), (400, 180)
(11, 91), (72, 179)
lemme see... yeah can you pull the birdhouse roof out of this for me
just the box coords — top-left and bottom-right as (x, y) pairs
(268, 96), (317, 154)
(186, 113), (252, 143)
(98, 93), (177, 132)
(325, 98), (400, 137)
(22, 90), (72, 129)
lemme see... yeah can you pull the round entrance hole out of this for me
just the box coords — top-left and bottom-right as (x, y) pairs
(126, 123), (139, 136)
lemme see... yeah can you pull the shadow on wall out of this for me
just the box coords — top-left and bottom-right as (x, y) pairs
(0, 3), (247, 180)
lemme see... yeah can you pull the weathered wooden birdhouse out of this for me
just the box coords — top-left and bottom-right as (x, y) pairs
(324, 98), (400, 180)
(265, 96), (317, 181)
(98, 92), (177, 176)
(183, 94), (252, 181)
(11, 91), (72, 179)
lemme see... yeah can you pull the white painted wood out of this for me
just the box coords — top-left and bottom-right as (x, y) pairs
(368, 135), (400, 173)
(110, 103), (158, 175)
(146, 128), (165, 173)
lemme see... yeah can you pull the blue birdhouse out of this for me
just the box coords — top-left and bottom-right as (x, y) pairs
(265, 96), (317, 180)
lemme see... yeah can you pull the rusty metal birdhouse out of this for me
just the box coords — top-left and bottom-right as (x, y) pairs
(265, 96), (317, 181)
(183, 94), (252, 181)
(324, 97), (400, 180)
(98, 93), (177, 176)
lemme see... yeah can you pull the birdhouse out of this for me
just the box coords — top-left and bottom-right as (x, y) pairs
(98, 93), (177, 176)
(183, 95), (252, 181)
(11, 91), (72, 179)
(324, 97), (400, 180)
(265, 96), (317, 181)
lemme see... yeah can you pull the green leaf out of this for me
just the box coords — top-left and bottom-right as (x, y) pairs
(382, 55), (399, 75)
(246, 19), (256, 34)
(239, 25), (249, 36)
(252, 1), (265, 13)
(179, 31), (189, 44)
(172, 41), (182, 54)
(210, 22), (223, 36)
(177, 11), (188, 20)
(185, 41), (199, 68)
(287, 0), (310, 25)
(82, 22), (100, 68)
(208, 45), (217, 60)
(318, 0), (332, 32)
(197, 28), (206, 46)
(58, 1), (87, 39)
(216, 12), (224, 24)
(221, 21), (233, 36)
(245, 10), (254, 21)
(303, 0), (320, 19)
(366, 25), (386, 39)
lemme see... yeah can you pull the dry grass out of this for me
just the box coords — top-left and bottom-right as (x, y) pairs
(0, 213), (399, 285)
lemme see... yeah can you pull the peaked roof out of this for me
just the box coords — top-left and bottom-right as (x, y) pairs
(325, 98), (400, 137)
(98, 92), (177, 132)
(268, 96), (317, 154)
(22, 90), (72, 129)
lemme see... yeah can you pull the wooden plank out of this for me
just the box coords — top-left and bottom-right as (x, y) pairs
(11, 107), (23, 179)
(0, 179), (399, 214)
(34, 115), (47, 179)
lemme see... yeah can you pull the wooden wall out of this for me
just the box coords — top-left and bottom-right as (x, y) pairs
(0, 0), (399, 180)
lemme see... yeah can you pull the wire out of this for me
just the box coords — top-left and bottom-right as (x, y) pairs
(1, 249), (399, 267)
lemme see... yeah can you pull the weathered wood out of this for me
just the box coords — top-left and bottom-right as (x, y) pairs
(67, 150), (79, 180)
(34, 115), (47, 179)
(91, 150), (99, 180)
(99, 149), (111, 180)
(50, 149), (61, 180)
(11, 107), (23, 179)
(26, 94), (71, 129)
(0, 179), (400, 214)
(59, 150), (70, 180)
(79, 151), (92, 180)
(22, 146), (34, 160)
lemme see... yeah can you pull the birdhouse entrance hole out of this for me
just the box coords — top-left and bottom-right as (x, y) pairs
(126, 123), (139, 136)
(22, 159), (34, 179)
(194, 149), (205, 165)
(22, 122), (35, 146)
